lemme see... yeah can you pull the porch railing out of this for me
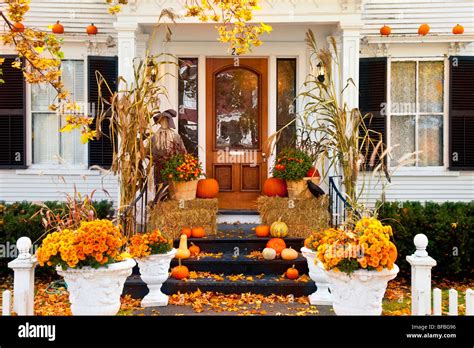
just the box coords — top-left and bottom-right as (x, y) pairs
(328, 176), (350, 227)
(119, 183), (149, 234)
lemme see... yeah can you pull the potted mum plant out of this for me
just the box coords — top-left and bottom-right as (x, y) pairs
(129, 229), (176, 307)
(162, 153), (203, 201)
(317, 217), (399, 315)
(36, 219), (135, 315)
(301, 231), (333, 305)
(272, 148), (313, 199)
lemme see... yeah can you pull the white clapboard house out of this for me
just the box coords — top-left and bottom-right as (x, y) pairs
(0, 0), (473, 214)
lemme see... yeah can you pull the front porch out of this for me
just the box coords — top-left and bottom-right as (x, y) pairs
(114, 0), (363, 209)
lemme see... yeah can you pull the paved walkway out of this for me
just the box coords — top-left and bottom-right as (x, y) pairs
(134, 303), (334, 316)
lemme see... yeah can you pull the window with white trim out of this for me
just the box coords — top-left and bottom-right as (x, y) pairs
(389, 60), (445, 167)
(32, 60), (86, 166)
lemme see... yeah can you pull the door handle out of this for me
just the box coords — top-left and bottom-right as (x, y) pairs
(262, 152), (267, 163)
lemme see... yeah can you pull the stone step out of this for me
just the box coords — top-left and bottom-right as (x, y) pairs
(169, 253), (308, 275)
(178, 226), (305, 254)
(124, 274), (316, 298)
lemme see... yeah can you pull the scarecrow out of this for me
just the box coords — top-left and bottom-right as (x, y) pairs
(150, 109), (187, 192)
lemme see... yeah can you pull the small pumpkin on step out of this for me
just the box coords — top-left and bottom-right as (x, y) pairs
(281, 247), (298, 261)
(270, 218), (288, 238)
(171, 260), (189, 280)
(262, 247), (277, 260)
(189, 243), (200, 257)
(286, 265), (299, 279)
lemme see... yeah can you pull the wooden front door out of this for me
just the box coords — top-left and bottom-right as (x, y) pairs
(206, 58), (268, 210)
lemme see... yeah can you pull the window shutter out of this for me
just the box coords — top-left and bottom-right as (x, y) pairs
(0, 56), (26, 168)
(359, 57), (387, 170)
(88, 56), (118, 168)
(449, 56), (474, 169)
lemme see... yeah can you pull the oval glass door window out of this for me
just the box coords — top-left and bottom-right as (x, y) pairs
(215, 68), (259, 149)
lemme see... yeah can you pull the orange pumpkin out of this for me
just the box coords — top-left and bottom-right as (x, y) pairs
(306, 167), (320, 178)
(196, 178), (219, 198)
(286, 266), (299, 280)
(181, 228), (192, 238)
(171, 264), (189, 280)
(189, 243), (200, 256)
(255, 225), (270, 238)
(52, 21), (64, 34)
(266, 238), (287, 255)
(380, 25), (391, 36)
(418, 23), (430, 36)
(12, 22), (25, 33)
(86, 23), (98, 35)
(452, 24), (464, 35)
(263, 178), (288, 197)
(191, 227), (206, 238)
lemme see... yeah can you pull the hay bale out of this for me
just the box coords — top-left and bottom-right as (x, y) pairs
(149, 198), (218, 239)
(257, 195), (330, 238)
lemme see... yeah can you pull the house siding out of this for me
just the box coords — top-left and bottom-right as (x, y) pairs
(359, 172), (474, 205)
(0, 0), (116, 36)
(362, 0), (474, 36)
(0, 170), (117, 204)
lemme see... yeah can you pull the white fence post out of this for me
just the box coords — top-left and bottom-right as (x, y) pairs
(2, 290), (11, 316)
(406, 234), (437, 315)
(466, 289), (474, 316)
(433, 288), (442, 315)
(448, 289), (458, 316)
(7, 237), (37, 316)
(416, 290), (426, 315)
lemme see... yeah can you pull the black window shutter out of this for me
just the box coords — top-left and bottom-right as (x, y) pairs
(359, 57), (387, 170)
(88, 56), (118, 169)
(0, 56), (26, 168)
(449, 56), (474, 170)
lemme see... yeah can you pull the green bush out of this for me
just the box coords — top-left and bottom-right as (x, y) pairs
(377, 201), (474, 280)
(0, 200), (114, 275)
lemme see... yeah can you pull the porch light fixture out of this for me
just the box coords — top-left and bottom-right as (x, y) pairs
(317, 62), (326, 83)
(147, 60), (158, 83)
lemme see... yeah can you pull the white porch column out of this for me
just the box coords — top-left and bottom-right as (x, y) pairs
(337, 25), (361, 110)
(114, 23), (139, 88)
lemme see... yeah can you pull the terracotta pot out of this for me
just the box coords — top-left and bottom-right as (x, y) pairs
(169, 180), (198, 201)
(286, 179), (307, 199)
(57, 258), (136, 315)
(325, 264), (399, 315)
(136, 249), (176, 307)
(301, 247), (333, 305)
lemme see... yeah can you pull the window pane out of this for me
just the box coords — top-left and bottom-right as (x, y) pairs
(178, 58), (199, 156)
(419, 115), (443, 166)
(62, 60), (85, 103)
(391, 62), (416, 114)
(31, 84), (55, 111)
(33, 113), (59, 164)
(31, 60), (86, 165)
(215, 68), (259, 149)
(390, 115), (415, 166)
(60, 115), (86, 165)
(277, 59), (297, 152)
(419, 61), (444, 113)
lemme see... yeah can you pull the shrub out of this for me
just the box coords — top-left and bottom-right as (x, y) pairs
(377, 201), (474, 280)
(0, 200), (114, 275)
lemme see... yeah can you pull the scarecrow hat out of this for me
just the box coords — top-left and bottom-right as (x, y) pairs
(153, 109), (177, 129)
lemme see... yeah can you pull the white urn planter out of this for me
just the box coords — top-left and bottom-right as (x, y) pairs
(301, 247), (333, 305)
(325, 264), (399, 315)
(57, 258), (136, 316)
(136, 249), (176, 307)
